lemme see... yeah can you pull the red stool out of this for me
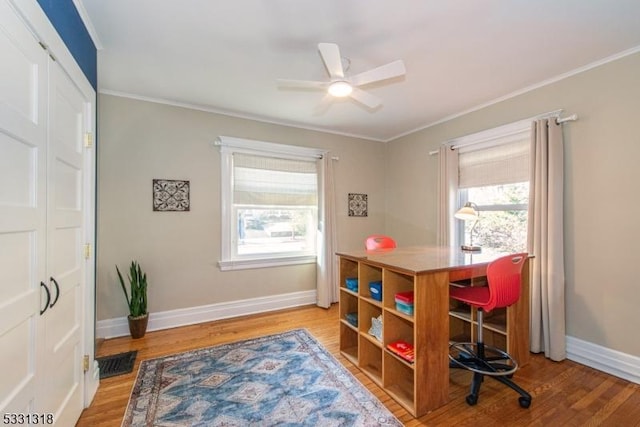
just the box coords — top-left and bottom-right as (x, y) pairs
(449, 253), (532, 408)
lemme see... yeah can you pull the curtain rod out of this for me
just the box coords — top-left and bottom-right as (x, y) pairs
(428, 112), (578, 155)
(556, 113), (578, 124)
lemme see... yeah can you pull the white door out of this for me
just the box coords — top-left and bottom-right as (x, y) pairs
(0, 2), (89, 423)
(39, 58), (88, 426)
(0, 0), (48, 415)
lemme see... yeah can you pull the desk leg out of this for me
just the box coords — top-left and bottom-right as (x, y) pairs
(414, 271), (450, 415)
(508, 258), (531, 366)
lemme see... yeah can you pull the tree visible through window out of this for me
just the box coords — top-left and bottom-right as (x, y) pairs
(461, 182), (528, 255)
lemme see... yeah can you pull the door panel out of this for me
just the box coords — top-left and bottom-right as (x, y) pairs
(0, 0), (44, 143)
(53, 227), (81, 276)
(41, 59), (86, 423)
(54, 160), (81, 210)
(0, 133), (37, 208)
(0, 0), (46, 414)
(0, 321), (36, 413)
(0, 232), (32, 304)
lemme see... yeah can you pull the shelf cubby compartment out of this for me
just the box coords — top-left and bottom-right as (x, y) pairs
(449, 315), (472, 344)
(482, 328), (507, 350)
(339, 322), (358, 365)
(340, 257), (359, 292)
(449, 304), (508, 352)
(384, 311), (414, 355)
(359, 263), (383, 301)
(359, 335), (383, 386)
(339, 290), (358, 327)
(383, 269), (414, 316)
(482, 306), (507, 334)
(383, 352), (415, 414)
(478, 306), (507, 351)
(449, 298), (471, 322)
(359, 299), (383, 341)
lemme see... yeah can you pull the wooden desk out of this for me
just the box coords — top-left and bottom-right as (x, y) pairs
(336, 246), (530, 417)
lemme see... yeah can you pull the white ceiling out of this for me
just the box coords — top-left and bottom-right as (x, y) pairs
(78, 0), (640, 142)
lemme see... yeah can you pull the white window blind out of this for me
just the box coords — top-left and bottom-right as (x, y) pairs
(217, 135), (324, 270)
(458, 138), (529, 189)
(233, 153), (318, 206)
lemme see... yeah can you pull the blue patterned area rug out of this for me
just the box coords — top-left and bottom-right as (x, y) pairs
(122, 328), (401, 426)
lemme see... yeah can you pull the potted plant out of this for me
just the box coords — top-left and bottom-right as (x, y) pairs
(116, 261), (149, 339)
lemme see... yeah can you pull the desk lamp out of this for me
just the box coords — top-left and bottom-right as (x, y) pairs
(455, 202), (481, 252)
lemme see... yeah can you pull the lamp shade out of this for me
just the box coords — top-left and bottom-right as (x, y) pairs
(454, 202), (478, 221)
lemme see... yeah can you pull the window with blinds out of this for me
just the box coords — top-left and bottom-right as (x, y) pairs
(217, 136), (323, 270)
(456, 129), (530, 255)
(233, 152), (318, 257)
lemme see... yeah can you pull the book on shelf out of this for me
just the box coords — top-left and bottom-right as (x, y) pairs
(386, 340), (414, 363)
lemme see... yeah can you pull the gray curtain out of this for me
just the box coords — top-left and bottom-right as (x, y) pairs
(528, 119), (566, 361)
(316, 155), (338, 308)
(437, 146), (459, 246)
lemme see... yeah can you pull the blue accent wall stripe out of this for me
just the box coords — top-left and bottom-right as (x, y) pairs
(36, 0), (97, 89)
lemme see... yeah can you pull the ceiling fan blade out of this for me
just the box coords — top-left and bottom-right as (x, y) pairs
(277, 79), (327, 90)
(318, 43), (344, 79)
(350, 60), (406, 87)
(349, 87), (381, 109)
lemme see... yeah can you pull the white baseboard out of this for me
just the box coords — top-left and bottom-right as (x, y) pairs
(96, 290), (317, 339)
(97, 297), (640, 385)
(566, 335), (640, 384)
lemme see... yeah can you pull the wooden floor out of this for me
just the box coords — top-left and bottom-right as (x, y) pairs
(78, 305), (640, 427)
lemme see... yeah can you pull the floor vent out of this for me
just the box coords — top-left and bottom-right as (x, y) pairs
(97, 350), (137, 379)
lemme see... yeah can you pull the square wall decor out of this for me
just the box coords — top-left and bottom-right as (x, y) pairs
(348, 193), (368, 217)
(153, 179), (190, 211)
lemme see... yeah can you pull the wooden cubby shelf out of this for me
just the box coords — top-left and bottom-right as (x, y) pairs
(338, 248), (531, 417)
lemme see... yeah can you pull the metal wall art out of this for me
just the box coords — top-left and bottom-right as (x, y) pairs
(348, 193), (368, 217)
(153, 179), (190, 211)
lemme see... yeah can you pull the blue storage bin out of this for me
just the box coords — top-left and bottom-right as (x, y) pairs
(369, 280), (382, 301)
(345, 312), (358, 327)
(395, 300), (414, 316)
(345, 277), (358, 292)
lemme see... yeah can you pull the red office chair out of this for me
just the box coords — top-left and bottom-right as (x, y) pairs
(449, 253), (532, 408)
(365, 235), (397, 250)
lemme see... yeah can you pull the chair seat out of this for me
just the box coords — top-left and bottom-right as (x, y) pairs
(449, 285), (491, 310)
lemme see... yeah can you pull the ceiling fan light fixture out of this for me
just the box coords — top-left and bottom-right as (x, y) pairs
(328, 81), (353, 97)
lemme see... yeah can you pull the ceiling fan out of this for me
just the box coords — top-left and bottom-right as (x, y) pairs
(277, 43), (406, 109)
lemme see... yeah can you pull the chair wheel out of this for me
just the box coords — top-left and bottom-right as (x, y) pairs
(518, 396), (531, 408)
(466, 394), (478, 406)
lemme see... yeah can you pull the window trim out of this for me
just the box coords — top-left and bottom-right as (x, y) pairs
(447, 117), (532, 152)
(216, 136), (325, 271)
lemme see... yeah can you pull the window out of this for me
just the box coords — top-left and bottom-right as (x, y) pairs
(459, 183), (529, 254)
(217, 136), (324, 270)
(452, 122), (531, 255)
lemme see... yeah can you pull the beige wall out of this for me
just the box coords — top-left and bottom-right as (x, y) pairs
(97, 95), (386, 320)
(386, 52), (640, 357)
(98, 51), (640, 358)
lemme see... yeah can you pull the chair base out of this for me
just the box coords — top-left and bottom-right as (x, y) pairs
(449, 342), (518, 376)
(449, 342), (532, 408)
